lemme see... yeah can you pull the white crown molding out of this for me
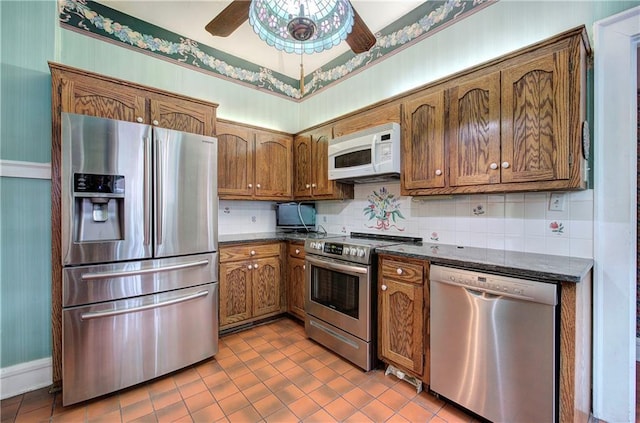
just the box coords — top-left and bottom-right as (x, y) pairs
(0, 160), (51, 180)
(0, 357), (52, 400)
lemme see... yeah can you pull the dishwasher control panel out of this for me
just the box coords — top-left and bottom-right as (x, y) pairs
(429, 265), (557, 306)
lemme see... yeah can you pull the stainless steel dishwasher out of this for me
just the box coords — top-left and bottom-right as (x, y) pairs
(429, 265), (558, 423)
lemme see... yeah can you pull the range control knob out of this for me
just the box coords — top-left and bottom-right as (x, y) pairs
(317, 242), (324, 250)
(350, 248), (357, 256)
(357, 248), (365, 257)
(309, 242), (316, 249)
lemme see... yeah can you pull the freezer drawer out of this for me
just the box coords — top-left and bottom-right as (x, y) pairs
(63, 253), (217, 307)
(62, 283), (218, 405)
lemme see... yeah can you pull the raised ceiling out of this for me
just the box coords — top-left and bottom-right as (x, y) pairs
(95, 1), (425, 79)
(62, 0), (494, 100)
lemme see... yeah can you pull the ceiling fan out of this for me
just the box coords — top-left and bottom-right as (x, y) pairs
(204, 0), (377, 54)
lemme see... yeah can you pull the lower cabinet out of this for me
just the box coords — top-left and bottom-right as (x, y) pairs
(378, 255), (429, 383)
(287, 242), (306, 320)
(219, 242), (284, 330)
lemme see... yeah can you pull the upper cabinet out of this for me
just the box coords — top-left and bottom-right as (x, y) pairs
(401, 27), (590, 196)
(50, 62), (216, 135)
(401, 89), (446, 190)
(293, 125), (353, 200)
(217, 120), (293, 200)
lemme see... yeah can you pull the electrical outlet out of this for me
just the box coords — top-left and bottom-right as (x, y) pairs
(549, 193), (566, 211)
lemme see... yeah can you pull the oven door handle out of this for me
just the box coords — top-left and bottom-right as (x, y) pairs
(305, 255), (369, 275)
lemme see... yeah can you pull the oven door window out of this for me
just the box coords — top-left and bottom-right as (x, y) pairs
(334, 149), (371, 168)
(310, 266), (359, 319)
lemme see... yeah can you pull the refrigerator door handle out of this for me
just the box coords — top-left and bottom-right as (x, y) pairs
(144, 136), (151, 246)
(156, 133), (163, 246)
(80, 259), (210, 281)
(80, 289), (210, 320)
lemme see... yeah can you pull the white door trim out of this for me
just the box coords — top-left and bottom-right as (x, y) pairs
(593, 6), (640, 422)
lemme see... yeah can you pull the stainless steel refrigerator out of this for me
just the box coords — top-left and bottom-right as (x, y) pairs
(60, 112), (218, 405)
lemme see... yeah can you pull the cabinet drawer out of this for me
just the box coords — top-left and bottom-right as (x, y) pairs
(288, 243), (305, 258)
(381, 258), (424, 284)
(220, 243), (281, 262)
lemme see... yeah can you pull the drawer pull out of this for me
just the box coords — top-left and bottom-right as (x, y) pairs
(295, 248), (300, 254)
(396, 268), (403, 275)
(250, 250), (256, 256)
(381, 285), (388, 291)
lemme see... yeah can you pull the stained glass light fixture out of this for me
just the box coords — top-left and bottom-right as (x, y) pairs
(249, 0), (355, 55)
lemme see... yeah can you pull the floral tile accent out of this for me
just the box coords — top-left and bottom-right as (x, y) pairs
(58, 0), (495, 100)
(472, 204), (485, 215)
(363, 187), (405, 231)
(430, 231), (439, 241)
(549, 221), (564, 234)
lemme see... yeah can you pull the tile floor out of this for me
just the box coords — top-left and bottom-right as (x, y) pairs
(2, 318), (478, 422)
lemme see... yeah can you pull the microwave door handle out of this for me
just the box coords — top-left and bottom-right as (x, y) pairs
(370, 134), (377, 172)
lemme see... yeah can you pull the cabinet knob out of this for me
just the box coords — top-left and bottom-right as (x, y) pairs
(250, 250), (256, 256)
(253, 263), (259, 269)
(305, 184), (310, 189)
(303, 265), (306, 270)
(502, 161), (510, 169)
(295, 248), (300, 254)
(152, 120), (159, 126)
(136, 117), (143, 123)
(490, 163), (498, 170)
(256, 184), (261, 189)
(435, 169), (442, 176)
(381, 285), (388, 291)
(396, 268), (403, 275)
(247, 264), (253, 270)
(311, 183), (317, 188)
(248, 184), (253, 188)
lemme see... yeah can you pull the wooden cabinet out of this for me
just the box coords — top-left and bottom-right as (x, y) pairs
(332, 102), (401, 138)
(216, 120), (293, 200)
(293, 126), (353, 200)
(287, 242), (306, 320)
(401, 27), (589, 196)
(378, 255), (429, 382)
(51, 62), (216, 135)
(401, 89), (446, 190)
(219, 242), (285, 330)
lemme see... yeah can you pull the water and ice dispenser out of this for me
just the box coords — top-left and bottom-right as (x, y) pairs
(73, 173), (125, 242)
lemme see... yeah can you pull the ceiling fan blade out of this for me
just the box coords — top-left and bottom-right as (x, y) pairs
(205, 0), (250, 37)
(346, 6), (376, 54)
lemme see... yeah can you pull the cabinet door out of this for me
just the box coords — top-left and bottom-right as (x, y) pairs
(216, 121), (255, 197)
(501, 49), (570, 183)
(60, 76), (147, 123)
(293, 134), (312, 197)
(219, 261), (252, 327)
(379, 278), (424, 375)
(288, 256), (306, 320)
(402, 90), (446, 190)
(310, 128), (334, 197)
(149, 96), (215, 135)
(254, 131), (292, 198)
(449, 72), (501, 186)
(252, 256), (281, 317)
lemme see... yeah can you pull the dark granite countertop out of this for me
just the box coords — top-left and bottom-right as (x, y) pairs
(375, 243), (593, 283)
(219, 231), (341, 245)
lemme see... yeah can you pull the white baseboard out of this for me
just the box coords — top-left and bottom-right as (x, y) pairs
(637, 337), (640, 362)
(0, 357), (52, 400)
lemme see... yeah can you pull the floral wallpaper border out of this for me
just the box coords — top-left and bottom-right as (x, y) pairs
(58, 0), (495, 101)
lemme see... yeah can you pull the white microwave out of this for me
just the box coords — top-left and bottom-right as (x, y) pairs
(328, 122), (401, 183)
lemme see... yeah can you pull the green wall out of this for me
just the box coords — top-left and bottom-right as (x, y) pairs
(0, 0), (638, 370)
(1, 0), (56, 368)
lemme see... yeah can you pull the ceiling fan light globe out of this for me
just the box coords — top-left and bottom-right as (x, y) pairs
(249, 0), (354, 54)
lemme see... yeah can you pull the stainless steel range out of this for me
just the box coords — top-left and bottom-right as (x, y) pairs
(304, 232), (421, 371)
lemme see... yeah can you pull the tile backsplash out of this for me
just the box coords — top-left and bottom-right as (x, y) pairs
(218, 183), (594, 259)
